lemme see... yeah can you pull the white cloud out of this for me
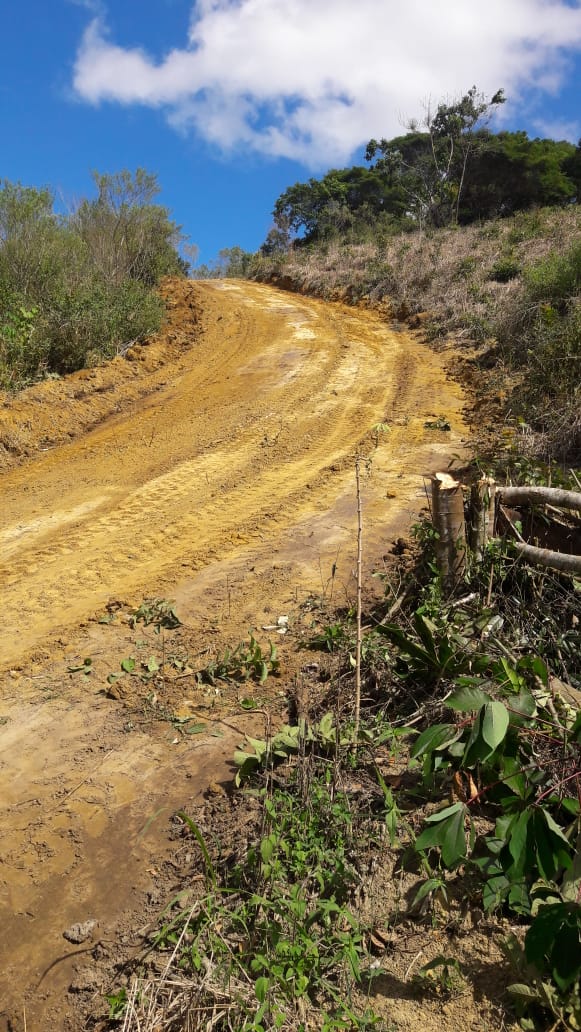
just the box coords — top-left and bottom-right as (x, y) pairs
(73, 0), (581, 166)
(533, 116), (581, 141)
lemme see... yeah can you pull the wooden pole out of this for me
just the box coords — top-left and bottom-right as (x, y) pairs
(431, 473), (467, 589)
(469, 476), (496, 560)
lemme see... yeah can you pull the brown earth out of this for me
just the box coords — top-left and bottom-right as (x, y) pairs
(0, 278), (470, 1031)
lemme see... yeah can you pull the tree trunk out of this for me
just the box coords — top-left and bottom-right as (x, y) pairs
(431, 473), (466, 589)
(469, 476), (496, 560)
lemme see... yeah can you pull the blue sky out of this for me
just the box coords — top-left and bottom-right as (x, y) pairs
(2, 0), (581, 265)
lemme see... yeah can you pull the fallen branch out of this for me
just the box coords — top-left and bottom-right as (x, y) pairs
(513, 541), (581, 576)
(499, 486), (581, 512)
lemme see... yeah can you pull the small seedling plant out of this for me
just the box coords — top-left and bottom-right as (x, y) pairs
(196, 633), (280, 686)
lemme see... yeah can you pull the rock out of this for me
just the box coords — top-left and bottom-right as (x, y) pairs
(63, 919), (97, 944)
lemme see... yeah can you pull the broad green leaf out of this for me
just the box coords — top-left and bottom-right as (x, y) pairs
(507, 810), (531, 868)
(413, 614), (439, 659)
(447, 684), (489, 711)
(412, 877), (447, 909)
(525, 903), (581, 988)
(260, 835), (275, 863)
(234, 755), (260, 786)
(517, 655), (548, 687)
(507, 983), (537, 999)
(501, 756), (527, 797)
(423, 802), (465, 824)
(551, 916), (581, 990)
(409, 723), (458, 759)
(481, 700), (509, 751)
(462, 709), (493, 766)
(482, 874), (510, 911)
(255, 977), (269, 1004)
(416, 803), (468, 867)
(121, 657), (136, 673)
(318, 712), (335, 739)
(508, 690), (536, 721)
(441, 806), (469, 867)
(543, 809), (571, 848)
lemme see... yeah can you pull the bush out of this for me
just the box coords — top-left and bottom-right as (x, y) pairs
(0, 170), (183, 388)
(524, 238), (581, 309)
(488, 254), (521, 282)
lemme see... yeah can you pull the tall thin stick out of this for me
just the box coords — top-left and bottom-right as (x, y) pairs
(353, 458), (363, 750)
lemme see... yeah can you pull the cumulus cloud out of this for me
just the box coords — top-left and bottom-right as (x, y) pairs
(73, 0), (581, 166)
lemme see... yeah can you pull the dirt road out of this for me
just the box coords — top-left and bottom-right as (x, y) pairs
(0, 279), (467, 1029)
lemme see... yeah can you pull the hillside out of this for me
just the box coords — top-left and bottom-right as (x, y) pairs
(251, 205), (581, 465)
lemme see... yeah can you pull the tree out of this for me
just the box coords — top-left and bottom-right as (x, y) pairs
(366, 87), (506, 227)
(73, 169), (184, 286)
(272, 166), (407, 244)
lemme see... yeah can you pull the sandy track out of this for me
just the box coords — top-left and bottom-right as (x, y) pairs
(1, 280), (465, 670)
(0, 279), (468, 1030)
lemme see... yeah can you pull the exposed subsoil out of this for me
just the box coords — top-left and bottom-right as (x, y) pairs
(0, 278), (473, 1030)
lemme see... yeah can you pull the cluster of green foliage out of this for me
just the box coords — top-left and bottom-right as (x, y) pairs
(0, 169), (185, 388)
(195, 632), (280, 686)
(266, 88), (580, 247)
(194, 245), (255, 279)
(108, 773), (376, 1030)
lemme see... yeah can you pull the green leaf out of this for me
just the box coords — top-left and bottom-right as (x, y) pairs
(416, 803), (468, 868)
(552, 917), (581, 990)
(543, 809), (571, 848)
(481, 700), (509, 752)
(234, 755), (260, 786)
(507, 810), (531, 869)
(412, 878), (447, 909)
(409, 723), (458, 759)
(318, 712), (335, 740)
(508, 690), (537, 721)
(255, 976), (269, 1004)
(441, 806), (470, 867)
(121, 657), (136, 673)
(260, 835), (275, 864)
(447, 684), (489, 711)
(462, 709), (492, 766)
(525, 903), (581, 989)
(517, 655), (548, 687)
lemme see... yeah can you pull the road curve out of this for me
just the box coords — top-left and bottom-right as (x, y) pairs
(0, 279), (467, 671)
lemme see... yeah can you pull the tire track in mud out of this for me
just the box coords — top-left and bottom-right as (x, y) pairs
(0, 280), (466, 670)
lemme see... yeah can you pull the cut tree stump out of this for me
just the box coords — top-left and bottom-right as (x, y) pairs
(469, 476), (496, 560)
(431, 473), (467, 589)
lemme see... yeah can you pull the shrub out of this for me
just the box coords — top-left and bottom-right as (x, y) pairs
(0, 171), (183, 388)
(488, 254), (521, 282)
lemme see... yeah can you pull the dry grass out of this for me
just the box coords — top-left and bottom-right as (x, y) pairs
(252, 206), (581, 463)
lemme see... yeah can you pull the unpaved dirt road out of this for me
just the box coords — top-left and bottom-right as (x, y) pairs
(0, 279), (467, 1030)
